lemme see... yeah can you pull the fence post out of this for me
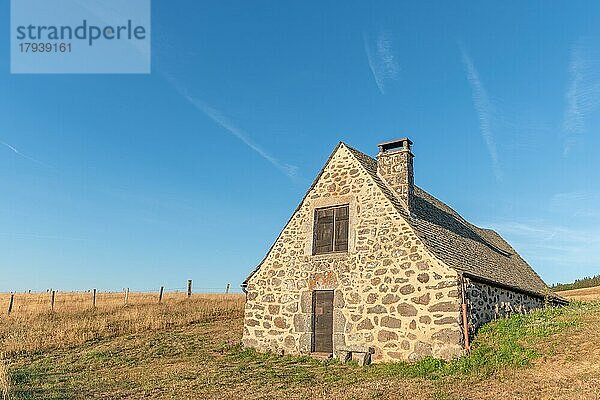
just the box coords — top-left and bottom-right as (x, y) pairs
(92, 288), (97, 308)
(187, 279), (192, 298)
(7, 293), (14, 315)
(50, 290), (55, 311)
(159, 286), (164, 303)
(225, 283), (230, 294)
(124, 288), (129, 306)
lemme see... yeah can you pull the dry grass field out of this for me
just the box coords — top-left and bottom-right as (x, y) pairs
(0, 291), (244, 356)
(556, 285), (600, 302)
(1, 292), (599, 399)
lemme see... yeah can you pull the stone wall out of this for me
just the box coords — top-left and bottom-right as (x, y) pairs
(243, 144), (464, 362)
(376, 148), (413, 212)
(464, 278), (544, 335)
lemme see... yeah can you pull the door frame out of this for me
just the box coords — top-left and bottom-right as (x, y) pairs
(311, 289), (334, 353)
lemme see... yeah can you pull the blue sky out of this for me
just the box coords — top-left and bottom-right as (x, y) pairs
(1, 1), (599, 292)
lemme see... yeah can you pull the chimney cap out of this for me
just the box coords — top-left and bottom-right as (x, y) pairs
(377, 138), (413, 153)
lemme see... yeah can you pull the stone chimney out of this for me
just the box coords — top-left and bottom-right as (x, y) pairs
(377, 138), (414, 214)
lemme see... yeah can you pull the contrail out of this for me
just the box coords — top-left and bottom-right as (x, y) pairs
(162, 72), (299, 180)
(185, 97), (299, 178)
(460, 46), (502, 181)
(1, 140), (48, 166)
(563, 40), (600, 156)
(363, 31), (399, 95)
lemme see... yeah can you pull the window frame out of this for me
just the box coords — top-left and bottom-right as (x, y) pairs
(312, 204), (349, 255)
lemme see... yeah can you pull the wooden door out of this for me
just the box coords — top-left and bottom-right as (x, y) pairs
(312, 290), (334, 353)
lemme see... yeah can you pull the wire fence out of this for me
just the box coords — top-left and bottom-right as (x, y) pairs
(5, 285), (243, 295)
(2, 280), (244, 316)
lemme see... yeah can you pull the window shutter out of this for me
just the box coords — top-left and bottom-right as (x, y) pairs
(314, 208), (334, 254)
(334, 206), (349, 251)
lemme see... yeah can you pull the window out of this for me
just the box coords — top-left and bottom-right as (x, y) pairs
(313, 205), (349, 254)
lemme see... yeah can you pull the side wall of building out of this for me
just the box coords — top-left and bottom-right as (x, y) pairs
(243, 145), (464, 362)
(464, 278), (545, 335)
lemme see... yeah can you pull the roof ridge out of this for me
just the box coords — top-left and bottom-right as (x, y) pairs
(344, 143), (553, 298)
(345, 144), (512, 254)
(245, 141), (555, 300)
(344, 145), (514, 252)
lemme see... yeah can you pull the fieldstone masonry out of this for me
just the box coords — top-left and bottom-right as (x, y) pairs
(243, 144), (464, 362)
(242, 140), (554, 363)
(377, 139), (414, 213)
(464, 278), (544, 336)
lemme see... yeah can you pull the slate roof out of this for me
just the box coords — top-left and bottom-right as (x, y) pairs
(243, 141), (563, 301)
(345, 144), (563, 300)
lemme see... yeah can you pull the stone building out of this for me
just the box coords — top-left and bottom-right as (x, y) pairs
(241, 138), (565, 363)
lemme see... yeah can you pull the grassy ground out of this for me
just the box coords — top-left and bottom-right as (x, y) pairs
(0, 292), (244, 356)
(2, 296), (600, 400)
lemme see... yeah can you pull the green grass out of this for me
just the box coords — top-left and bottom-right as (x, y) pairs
(8, 301), (599, 399)
(371, 302), (595, 378)
(226, 302), (590, 382)
(365, 303), (585, 379)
